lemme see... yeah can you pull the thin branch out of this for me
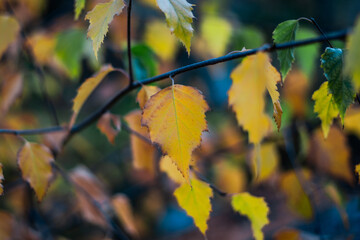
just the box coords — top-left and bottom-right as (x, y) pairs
(126, 0), (134, 86)
(0, 29), (350, 136)
(298, 17), (334, 48)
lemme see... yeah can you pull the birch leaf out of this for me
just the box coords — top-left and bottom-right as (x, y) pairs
(156, 0), (194, 53)
(0, 15), (20, 58)
(312, 82), (339, 138)
(231, 192), (269, 240)
(75, 0), (86, 20)
(136, 86), (161, 110)
(228, 52), (279, 144)
(0, 163), (3, 196)
(97, 112), (121, 144)
(85, 0), (125, 58)
(17, 141), (54, 201)
(142, 84), (209, 181)
(174, 178), (213, 235)
(160, 155), (185, 184)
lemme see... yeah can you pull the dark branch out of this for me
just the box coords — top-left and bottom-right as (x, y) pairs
(0, 29), (350, 136)
(126, 0), (134, 85)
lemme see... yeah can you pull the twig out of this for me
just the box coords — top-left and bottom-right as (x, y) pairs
(126, 0), (134, 86)
(298, 17), (334, 48)
(0, 29), (350, 136)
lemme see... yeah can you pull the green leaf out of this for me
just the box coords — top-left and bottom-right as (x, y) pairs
(312, 82), (339, 138)
(345, 16), (360, 92)
(273, 19), (299, 81)
(231, 192), (269, 240)
(321, 48), (354, 123)
(131, 44), (158, 79)
(75, 0), (86, 20)
(156, 0), (194, 54)
(55, 29), (86, 79)
(85, 0), (126, 59)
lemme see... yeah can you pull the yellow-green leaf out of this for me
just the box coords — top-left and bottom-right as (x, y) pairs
(72, 65), (114, 117)
(174, 177), (213, 235)
(156, 0), (194, 53)
(228, 52), (279, 144)
(0, 163), (3, 196)
(17, 141), (54, 201)
(142, 84), (209, 181)
(75, 0), (86, 20)
(231, 192), (270, 240)
(136, 86), (161, 110)
(312, 82), (339, 138)
(0, 15), (20, 58)
(345, 16), (360, 91)
(85, 0), (125, 59)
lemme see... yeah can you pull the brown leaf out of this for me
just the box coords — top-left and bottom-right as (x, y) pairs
(43, 130), (68, 154)
(0, 211), (14, 240)
(97, 112), (121, 144)
(112, 194), (139, 237)
(124, 110), (155, 176)
(70, 166), (109, 227)
(273, 100), (283, 131)
(1, 73), (23, 115)
(17, 141), (54, 201)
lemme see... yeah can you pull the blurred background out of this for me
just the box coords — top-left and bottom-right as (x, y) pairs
(0, 0), (360, 239)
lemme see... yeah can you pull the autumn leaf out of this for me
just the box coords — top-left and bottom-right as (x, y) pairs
(344, 107), (360, 137)
(273, 19), (299, 81)
(160, 155), (185, 184)
(142, 84), (209, 181)
(321, 47), (354, 123)
(97, 112), (121, 144)
(231, 192), (269, 240)
(345, 16), (360, 91)
(85, 0), (125, 58)
(228, 52), (279, 144)
(251, 143), (279, 183)
(0, 15), (20, 58)
(125, 110), (156, 176)
(0, 73), (23, 115)
(75, 0), (86, 20)
(136, 86), (161, 109)
(273, 229), (301, 240)
(17, 141), (54, 201)
(72, 65), (114, 124)
(174, 177), (213, 235)
(27, 32), (56, 65)
(312, 82), (339, 138)
(280, 170), (313, 219)
(156, 0), (194, 53)
(214, 160), (247, 194)
(112, 194), (139, 237)
(0, 163), (3, 196)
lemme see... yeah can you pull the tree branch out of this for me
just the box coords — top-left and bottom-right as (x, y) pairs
(0, 29), (350, 136)
(126, 0), (134, 85)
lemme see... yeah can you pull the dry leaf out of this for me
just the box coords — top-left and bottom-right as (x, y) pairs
(1, 73), (23, 115)
(97, 112), (121, 144)
(112, 194), (139, 237)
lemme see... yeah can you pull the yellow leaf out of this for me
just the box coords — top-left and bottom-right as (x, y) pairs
(355, 164), (360, 184)
(156, 0), (194, 53)
(136, 86), (161, 110)
(251, 143), (279, 183)
(214, 160), (247, 194)
(75, 0), (86, 20)
(27, 32), (56, 65)
(174, 178), (213, 235)
(228, 52), (278, 144)
(0, 15), (20, 58)
(280, 170), (313, 219)
(85, 0), (126, 59)
(97, 112), (121, 144)
(0, 163), (3, 196)
(17, 141), (54, 201)
(312, 82), (339, 138)
(160, 155), (185, 184)
(112, 194), (139, 237)
(231, 192), (269, 240)
(72, 65), (114, 121)
(144, 20), (178, 61)
(309, 127), (353, 183)
(125, 110), (156, 176)
(142, 84), (209, 181)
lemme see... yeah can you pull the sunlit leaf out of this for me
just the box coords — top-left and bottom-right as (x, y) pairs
(174, 177), (213, 235)
(97, 112), (121, 144)
(85, 0), (125, 58)
(214, 160), (247, 194)
(75, 0), (86, 20)
(0, 15), (20, 58)
(280, 170), (313, 219)
(0, 163), (3, 196)
(321, 47), (354, 123)
(124, 110), (156, 176)
(228, 52), (279, 144)
(27, 32), (56, 65)
(156, 0), (194, 53)
(312, 82), (339, 138)
(231, 192), (269, 240)
(160, 155), (185, 184)
(17, 141), (54, 201)
(345, 16), (360, 91)
(112, 194), (139, 237)
(142, 84), (209, 181)
(136, 86), (160, 110)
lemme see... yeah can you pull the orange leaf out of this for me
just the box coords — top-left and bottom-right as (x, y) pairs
(97, 112), (121, 144)
(17, 141), (54, 201)
(125, 110), (155, 176)
(112, 194), (139, 237)
(136, 86), (161, 109)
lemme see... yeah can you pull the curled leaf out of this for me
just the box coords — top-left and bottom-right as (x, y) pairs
(97, 112), (121, 144)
